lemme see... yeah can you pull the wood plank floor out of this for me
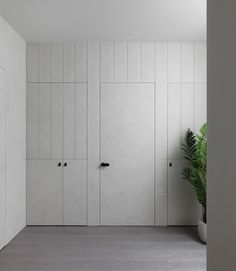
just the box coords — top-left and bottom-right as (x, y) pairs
(0, 226), (206, 271)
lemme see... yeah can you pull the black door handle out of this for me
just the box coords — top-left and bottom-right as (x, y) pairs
(64, 162), (67, 167)
(58, 163), (61, 167)
(101, 162), (110, 167)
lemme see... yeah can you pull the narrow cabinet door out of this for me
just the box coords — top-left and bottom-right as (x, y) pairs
(27, 160), (63, 225)
(168, 160), (201, 225)
(63, 160), (87, 225)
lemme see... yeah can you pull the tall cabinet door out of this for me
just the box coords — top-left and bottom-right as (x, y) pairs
(168, 83), (202, 225)
(27, 160), (63, 225)
(63, 160), (87, 225)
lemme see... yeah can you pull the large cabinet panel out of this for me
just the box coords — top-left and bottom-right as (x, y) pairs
(168, 160), (201, 225)
(167, 83), (206, 225)
(27, 160), (63, 225)
(27, 160), (87, 225)
(63, 160), (87, 225)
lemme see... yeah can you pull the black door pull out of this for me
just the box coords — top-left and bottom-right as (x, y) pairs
(64, 162), (67, 167)
(101, 162), (110, 167)
(58, 163), (61, 167)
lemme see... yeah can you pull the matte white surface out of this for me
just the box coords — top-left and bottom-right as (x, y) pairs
(101, 42), (113, 82)
(0, 0), (206, 42)
(51, 83), (63, 159)
(168, 43), (181, 82)
(64, 44), (75, 82)
(141, 43), (155, 82)
(75, 83), (87, 159)
(168, 83), (181, 159)
(26, 43), (38, 82)
(26, 83), (38, 159)
(0, 68), (6, 165)
(155, 83), (168, 159)
(63, 160), (87, 225)
(128, 43), (141, 82)
(88, 42), (100, 159)
(194, 83), (207, 132)
(63, 83), (76, 159)
(101, 83), (154, 225)
(114, 42), (127, 82)
(6, 161), (26, 243)
(38, 83), (50, 159)
(27, 160), (63, 225)
(26, 41), (207, 226)
(181, 43), (194, 82)
(0, 16), (26, 248)
(0, 164), (6, 249)
(39, 44), (51, 82)
(51, 44), (63, 82)
(155, 160), (168, 226)
(87, 159), (100, 225)
(75, 42), (87, 82)
(194, 43), (207, 83)
(168, 160), (201, 225)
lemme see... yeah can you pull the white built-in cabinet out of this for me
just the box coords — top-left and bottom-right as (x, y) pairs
(26, 82), (88, 225)
(26, 42), (206, 226)
(27, 160), (86, 225)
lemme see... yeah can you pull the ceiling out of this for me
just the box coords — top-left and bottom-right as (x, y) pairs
(0, 0), (206, 42)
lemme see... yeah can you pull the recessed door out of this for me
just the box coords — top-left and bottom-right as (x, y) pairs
(101, 83), (154, 225)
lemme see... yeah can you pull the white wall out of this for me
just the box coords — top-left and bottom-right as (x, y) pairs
(26, 41), (206, 226)
(0, 16), (26, 249)
(208, 1), (236, 270)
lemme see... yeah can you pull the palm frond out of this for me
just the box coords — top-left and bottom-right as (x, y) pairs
(181, 123), (207, 223)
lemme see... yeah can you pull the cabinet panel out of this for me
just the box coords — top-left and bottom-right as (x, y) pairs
(0, 17), (6, 69)
(51, 83), (63, 159)
(194, 43), (207, 83)
(101, 42), (113, 82)
(39, 44), (51, 82)
(51, 44), (63, 82)
(76, 83), (87, 158)
(142, 42), (154, 82)
(168, 83), (181, 159)
(181, 43), (194, 82)
(26, 83), (38, 159)
(63, 160), (87, 225)
(64, 44), (75, 82)
(155, 159), (167, 226)
(26, 43), (38, 82)
(63, 83), (76, 159)
(128, 42), (141, 82)
(155, 83), (168, 159)
(181, 83), (194, 142)
(88, 42), (100, 159)
(155, 43), (167, 83)
(38, 83), (50, 159)
(194, 83), (207, 132)
(168, 43), (181, 82)
(114, 42), (127, 82)
(27, 160), (62, 225)
(87, 159), (100, 225)
(76, 42), (87, 82)
(168, 160), (201, 225)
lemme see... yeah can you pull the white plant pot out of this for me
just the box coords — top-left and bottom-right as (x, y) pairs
(198, 219), (207, 244)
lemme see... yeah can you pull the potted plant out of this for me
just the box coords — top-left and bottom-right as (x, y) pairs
(181, 123), (207, 244)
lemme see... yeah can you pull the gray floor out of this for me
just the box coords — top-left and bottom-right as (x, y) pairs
(0, 226), (206, 271)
